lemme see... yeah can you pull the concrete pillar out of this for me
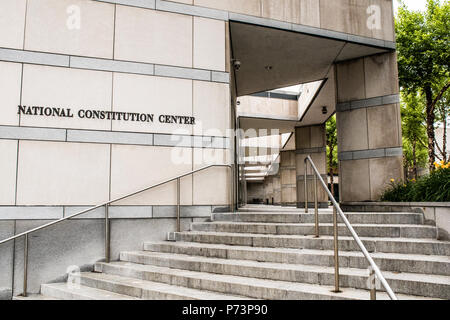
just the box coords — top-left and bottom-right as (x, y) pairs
(272, 173), (281, 205)
(280, 151), (297, 206)
(295, 125), (328, 208)
(263, 176), (274, 204)
(335, 52), (403, 203)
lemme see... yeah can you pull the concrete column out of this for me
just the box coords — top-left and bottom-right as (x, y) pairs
(295, 125), (328, 208)
(263, 176), (274, 204)
(272, 173), (281, 205)
(335, 52), (403, 203)
(280, 151), (297, 206)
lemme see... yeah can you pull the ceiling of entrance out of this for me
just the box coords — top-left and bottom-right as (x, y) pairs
(238, 67), (336, 133)
(232, 21), (393, 178)
(230, 21), (389, 97)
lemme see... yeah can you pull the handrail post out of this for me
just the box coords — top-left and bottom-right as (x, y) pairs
(177, 178), (181, 232)
(105, 204), (110, 263)
(314, 172), (319, 238)
(23, 234), (28, 297)
(333, 206), (340, 292)
(304, 158), (308, 213)
(370, 267), (377, 300)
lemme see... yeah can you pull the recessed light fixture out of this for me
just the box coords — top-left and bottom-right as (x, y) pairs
(265, 65), (273, 71)
(233, 59), (241, 70)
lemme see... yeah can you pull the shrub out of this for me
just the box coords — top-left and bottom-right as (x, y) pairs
(381, 161), (450, 202)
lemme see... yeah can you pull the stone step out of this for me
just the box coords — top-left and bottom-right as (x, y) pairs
(144, 241), (450, 276)
(94, 261), (436, 300)
(238, 207), (313, 212)
(40, 282), (138, 300)
(73, 272), (249, 300)
(13, 294), (56, 300)
(176, 231), (450, 256)
(191, 222), (437, 239)
(213, 212), (424, 225)
(119, 251), (450, 299)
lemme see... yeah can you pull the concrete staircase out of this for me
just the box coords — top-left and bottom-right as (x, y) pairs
(16, 206), (450, 300)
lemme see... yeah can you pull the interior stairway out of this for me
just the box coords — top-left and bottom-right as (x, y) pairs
(15, 205), (450, 300)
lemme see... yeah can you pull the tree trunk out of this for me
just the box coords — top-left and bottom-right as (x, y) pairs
(443, 109), (448, 162)
(329, 146), (334, 197)
(425, 86), (436, 170)
(403, 154), (408, 181)
(412, 139), (417, 180)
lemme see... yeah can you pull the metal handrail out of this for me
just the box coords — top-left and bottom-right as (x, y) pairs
(304, 155), (397, 300)
(0, 164), (232, 297)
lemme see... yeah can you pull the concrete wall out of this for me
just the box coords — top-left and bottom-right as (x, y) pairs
(0, 1), (232, 210)
(0, 215), (211, 297)
(335, 52), (403, 202)
(0, 0), (234, 298)
(192, 0), (395, 42)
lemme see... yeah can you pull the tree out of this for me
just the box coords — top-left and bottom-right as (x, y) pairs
(326, 115), (338, 196)
(403, 137), (429, 178)
(434, 78), (450, 162)
(395, 0), (450, 170)
(400, 92), (428, 179)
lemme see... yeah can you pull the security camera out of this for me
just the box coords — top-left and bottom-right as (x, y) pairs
(233, 60), (241, 71)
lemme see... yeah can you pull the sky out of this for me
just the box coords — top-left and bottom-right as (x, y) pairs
(393, 0), (429, 14)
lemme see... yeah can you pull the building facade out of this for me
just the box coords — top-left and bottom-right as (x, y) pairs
(0, 0), (403, 297)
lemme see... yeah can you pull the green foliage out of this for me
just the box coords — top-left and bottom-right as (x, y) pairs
(402, 137), (429, 170)
(380, 180), (416, 202)
(396, 0), (449, 92)
(326, 115), (338, 172)
(326, 145), (338, 170)
(434, 78), (450, 126)
(396, 0), (450, 168)
(381, 167), (450, 202)
(400, 91), (429, 173)
(401, 92), (426, 142)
